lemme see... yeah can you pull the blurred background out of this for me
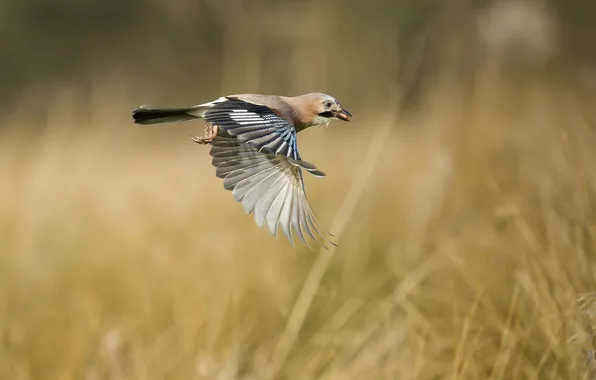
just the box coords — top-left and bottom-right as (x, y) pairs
(2, 0), (596, 378)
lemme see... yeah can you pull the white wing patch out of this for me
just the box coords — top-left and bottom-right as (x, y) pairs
(229, 109), (269, 125)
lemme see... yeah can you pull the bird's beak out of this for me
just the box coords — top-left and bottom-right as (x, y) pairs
(334, 108), (352, 121)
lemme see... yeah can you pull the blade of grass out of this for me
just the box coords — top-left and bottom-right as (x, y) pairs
(269, 108), (396, 376)
(269, 36), (427, 376)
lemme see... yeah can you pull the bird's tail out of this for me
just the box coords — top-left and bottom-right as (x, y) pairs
(132, 105), (203, 125)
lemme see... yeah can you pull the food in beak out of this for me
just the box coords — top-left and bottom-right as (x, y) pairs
(335, 108), (352, 121)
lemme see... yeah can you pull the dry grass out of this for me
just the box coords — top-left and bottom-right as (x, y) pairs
(2, 68), (596, 380)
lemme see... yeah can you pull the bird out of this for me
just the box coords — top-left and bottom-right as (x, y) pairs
(131, 93), (352, 248)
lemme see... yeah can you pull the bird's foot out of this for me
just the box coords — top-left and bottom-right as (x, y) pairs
(191, 123), (218, 145)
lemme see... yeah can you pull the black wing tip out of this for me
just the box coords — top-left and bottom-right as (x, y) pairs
(320, 240), (339, 251)
(296, 228), (338, 251)
(323, 234), (339, 249)
(309, 169), (326, 177)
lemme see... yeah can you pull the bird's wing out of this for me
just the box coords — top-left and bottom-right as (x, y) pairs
(209, 130), (334, 248)
(204, 96), (302, 161)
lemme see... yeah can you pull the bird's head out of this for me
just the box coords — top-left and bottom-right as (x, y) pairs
(291, 93), (352, 128)
(311, 93), (352, 126)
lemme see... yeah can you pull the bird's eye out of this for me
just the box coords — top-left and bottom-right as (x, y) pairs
(324, 100), (333, 109)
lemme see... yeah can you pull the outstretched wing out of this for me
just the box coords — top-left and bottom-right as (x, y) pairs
(209, 130), (334, 248)
(204, 97), (302, 160)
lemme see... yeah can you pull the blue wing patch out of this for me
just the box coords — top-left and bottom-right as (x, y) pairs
(204, 97), (301, 161)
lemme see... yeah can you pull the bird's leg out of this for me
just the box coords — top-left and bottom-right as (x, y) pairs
(191, 122), (218, 145)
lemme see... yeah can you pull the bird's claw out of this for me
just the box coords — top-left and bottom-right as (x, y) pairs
(191, 123), (218, 145)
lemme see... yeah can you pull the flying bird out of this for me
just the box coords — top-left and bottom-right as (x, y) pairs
(131, 93), (352, 248)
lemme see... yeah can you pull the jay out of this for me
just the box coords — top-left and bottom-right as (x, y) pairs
(131, 93), (352, 248)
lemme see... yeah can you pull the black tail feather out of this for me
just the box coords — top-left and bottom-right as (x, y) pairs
(132, 106), (198, 125)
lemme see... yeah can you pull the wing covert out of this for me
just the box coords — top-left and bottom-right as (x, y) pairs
(204, 97), (301, 161)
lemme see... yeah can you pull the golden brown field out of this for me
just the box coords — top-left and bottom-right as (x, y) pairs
(2, 1), (596, 379)
(2, 70), (596, 380)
